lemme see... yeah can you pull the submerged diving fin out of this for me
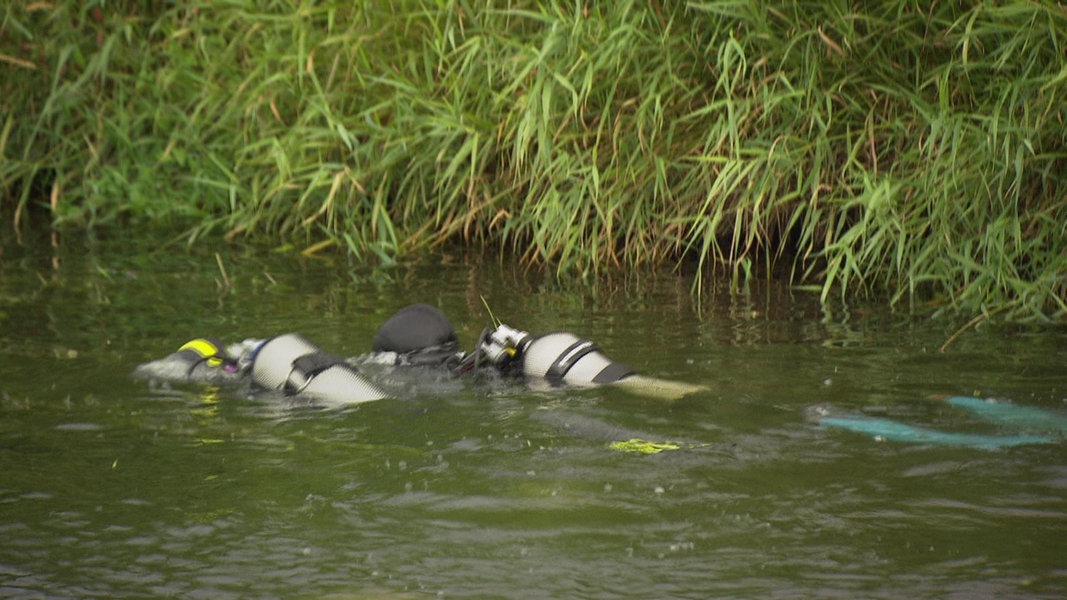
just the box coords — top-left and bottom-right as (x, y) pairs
(942, 396), (1067, 434)
(610, 374), (708, 401)
(819, 396), (1064, 449)
(819, 415), (1055, 449)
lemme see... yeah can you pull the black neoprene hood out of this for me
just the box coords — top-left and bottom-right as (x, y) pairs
(373, 303), (459, 353)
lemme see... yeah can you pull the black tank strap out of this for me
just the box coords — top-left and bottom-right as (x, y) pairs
(286, 351), (347, 394)
(292, 351), (345, 376)
(591, 361), (634, 384)
(544, 339), (598, 384)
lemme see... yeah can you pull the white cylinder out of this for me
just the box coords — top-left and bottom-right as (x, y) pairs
(251, 333), (387, 404)
(521, 332), (631, 386)
(299, 363), (388, 405)
(251, 333), (319, 390)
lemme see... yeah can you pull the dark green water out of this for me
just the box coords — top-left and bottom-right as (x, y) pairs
(2, 231), (1066, 599)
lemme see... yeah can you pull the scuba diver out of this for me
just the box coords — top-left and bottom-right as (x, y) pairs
(133, 303), (705, 407)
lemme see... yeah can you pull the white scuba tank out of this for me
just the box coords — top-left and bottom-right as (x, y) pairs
(476, 323), (632, 385)
(481, 324), (705, 399)
(250, 333), (387, 405)
(520, 332), (634, 386)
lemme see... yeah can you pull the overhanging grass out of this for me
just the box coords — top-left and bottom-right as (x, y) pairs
(2, 1), (1065, 319)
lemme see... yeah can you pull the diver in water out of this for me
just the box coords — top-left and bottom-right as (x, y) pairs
(133, 303), (700, 406)
(133, 305), (1062, 450)
(365, 303), (636, 385)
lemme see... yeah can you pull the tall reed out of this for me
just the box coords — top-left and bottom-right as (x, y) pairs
(2, 1), (1064, 319)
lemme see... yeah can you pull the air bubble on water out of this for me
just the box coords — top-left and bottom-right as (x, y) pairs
(669, 541), (694, 552)
(654, 485), (665, 495)
(603, 483), (613, 493)
(398, 460), (407, 471)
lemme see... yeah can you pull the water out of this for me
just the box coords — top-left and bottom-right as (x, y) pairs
(2, 231), (1066, 599)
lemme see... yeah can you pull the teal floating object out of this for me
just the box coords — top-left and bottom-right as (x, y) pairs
(944, 396), (1067, 435)
(819, 416), (1055, 450)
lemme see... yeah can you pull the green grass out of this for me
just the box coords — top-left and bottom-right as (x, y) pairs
(2, 1), (1065, 320)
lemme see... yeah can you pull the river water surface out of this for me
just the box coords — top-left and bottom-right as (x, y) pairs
(1, 231), (1065, 599)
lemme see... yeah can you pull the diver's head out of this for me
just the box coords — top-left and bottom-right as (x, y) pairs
(132, 337), (242, 384)
(174, 338), (234, 372)
(373, 304), (460, 365)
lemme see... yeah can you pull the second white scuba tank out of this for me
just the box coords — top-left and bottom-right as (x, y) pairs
(476, 324), (633, 386)
(521, 331), (634, 386)
(474, 322), (704, 399)
(250, 333), (387, 405)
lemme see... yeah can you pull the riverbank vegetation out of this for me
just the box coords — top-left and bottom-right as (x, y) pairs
(2, 1), (1065, 319)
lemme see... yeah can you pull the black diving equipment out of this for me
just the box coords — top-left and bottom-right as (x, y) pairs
(475, 323), (533, 371)
(250, 333), (387, 405)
